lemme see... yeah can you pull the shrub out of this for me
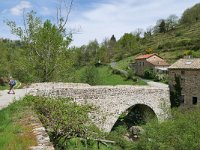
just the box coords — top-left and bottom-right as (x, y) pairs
(144, 69), (156, 79)
(24, 96), (103, 149)
(176, 38), (192, 47)
(183, 50), (193, 56)
(82, 65), (99, 85)
(0, 77), (7, 86)
(175, 32), (182, 37)
(134, 107), (200, 149)
(125, 69), (136, 81)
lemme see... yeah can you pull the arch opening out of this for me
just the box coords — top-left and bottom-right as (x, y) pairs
(111, 104), (157, 131)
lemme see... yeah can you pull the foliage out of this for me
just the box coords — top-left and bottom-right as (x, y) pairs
(108, 126), (135, 149)
(82, 65), (99, 85)
(23, 95), (103, 149)
(170, 76), (182, 107)
(135, 107), (200, 149)
(0, 98), (37, 149)
(144, 68), (156, 79)
(66, 65), (146, 86)
(183, 50), (193, 56)
(6, 11), (72, 82)
(159, 20), (166, 33)
(180, 3), (200, 24)
(118, 33), (140, 55)
(145, 48), (154, 54)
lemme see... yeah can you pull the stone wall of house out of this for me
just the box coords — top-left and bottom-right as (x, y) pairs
(134, 60), (154, 76)
(30, 83), (170, 132)
(169, 69), (200, 106)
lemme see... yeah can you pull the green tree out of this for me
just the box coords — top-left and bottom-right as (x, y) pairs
(117, 33), (139, 56)
(180, 3), (200, 24)
(86, 40), (99, 64)
(6, 11), (72, 82)
(165, 14), (179, 31)
(144, 26), (153, 37)
(107, 35), (117, 61)
(159, 20), (166, 33)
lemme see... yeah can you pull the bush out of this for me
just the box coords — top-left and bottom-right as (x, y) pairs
(134, 107), (200, 149)
(23, 96), (103, 149)
(108, 126), (136, 149)
(0, 77), (7, 86)
(82, 65), (99, 85)
(144, 69), (156, 79)
(175, 32), (182, 37)
(176, 38), (192, 47)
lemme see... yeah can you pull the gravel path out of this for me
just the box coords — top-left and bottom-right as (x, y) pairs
(0, 88), (31, 110)
(144, 79), (169, 89)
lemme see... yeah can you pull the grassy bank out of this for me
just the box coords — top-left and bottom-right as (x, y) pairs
(0, 100), (37, 149)
(69, 65), (146, 86)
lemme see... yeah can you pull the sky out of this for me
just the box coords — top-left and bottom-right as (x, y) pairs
(0, 0), (199, 47)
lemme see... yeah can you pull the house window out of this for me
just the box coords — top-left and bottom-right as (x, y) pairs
(193, 97), (198, 105)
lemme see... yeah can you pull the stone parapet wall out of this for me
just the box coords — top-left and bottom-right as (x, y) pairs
(30, 83), (170, 132)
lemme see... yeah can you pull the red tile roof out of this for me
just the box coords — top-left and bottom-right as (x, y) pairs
(135, 54), (156, 60)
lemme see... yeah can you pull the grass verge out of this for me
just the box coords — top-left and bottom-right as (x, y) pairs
(0, 99), (37, 149)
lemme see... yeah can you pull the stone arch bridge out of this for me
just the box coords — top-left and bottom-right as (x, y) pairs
(30, 83), (170, 132)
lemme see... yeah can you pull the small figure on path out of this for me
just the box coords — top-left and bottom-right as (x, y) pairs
(8, 77), (16, 94)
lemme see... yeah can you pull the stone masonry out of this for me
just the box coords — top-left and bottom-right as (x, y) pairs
(169, 59), (200, 107)
(30, 83), (170, 132)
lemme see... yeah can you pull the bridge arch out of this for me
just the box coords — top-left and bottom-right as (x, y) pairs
(111, 104), (158, 131)
(30, 83), (171, 132)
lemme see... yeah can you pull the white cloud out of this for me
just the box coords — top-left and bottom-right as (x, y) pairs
(39, 7), (51, 15)
(10, 1), (32, 16)
(69, 0), (200, 46)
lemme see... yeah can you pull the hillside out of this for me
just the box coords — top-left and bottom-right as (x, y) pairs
(137, 3), (200, 63)
(115, 19), (200, 70)
(141, 21), (200, 53)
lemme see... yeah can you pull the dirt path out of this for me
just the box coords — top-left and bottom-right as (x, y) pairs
(143, 79), (169, 89)
(0, 89), (31, 110)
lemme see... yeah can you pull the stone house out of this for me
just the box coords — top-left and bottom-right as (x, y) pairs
(168, 58), (200, 107)
(134, 54), (169, 76)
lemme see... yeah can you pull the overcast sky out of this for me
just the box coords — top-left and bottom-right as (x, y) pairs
(0, 0), (199, 46)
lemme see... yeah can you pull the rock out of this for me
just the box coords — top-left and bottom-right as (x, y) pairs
(129, 126), (145, 139)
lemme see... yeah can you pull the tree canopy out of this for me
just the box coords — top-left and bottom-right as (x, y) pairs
(6, 11), (72, 82)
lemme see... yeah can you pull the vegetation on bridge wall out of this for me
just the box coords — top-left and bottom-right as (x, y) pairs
(170, 76), (182, 107)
